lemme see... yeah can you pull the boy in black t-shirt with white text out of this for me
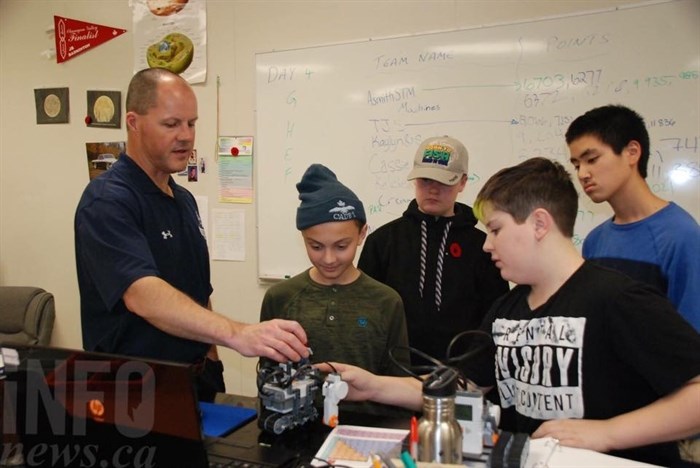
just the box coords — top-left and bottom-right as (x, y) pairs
(319, 157), (700, 467)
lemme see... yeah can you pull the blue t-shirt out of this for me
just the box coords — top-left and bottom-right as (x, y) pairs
(583, 202), (700, 331)
(75, 155), (212, 363)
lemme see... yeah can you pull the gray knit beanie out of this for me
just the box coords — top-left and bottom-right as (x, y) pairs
(296, 164), (366, 230)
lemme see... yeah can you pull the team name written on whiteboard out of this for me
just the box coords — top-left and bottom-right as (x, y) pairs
(373, 50), (454, 69)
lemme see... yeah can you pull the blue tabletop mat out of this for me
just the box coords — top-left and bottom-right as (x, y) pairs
(199, 401), (257, 438)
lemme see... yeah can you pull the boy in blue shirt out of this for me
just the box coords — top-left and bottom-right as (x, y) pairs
(567, 104), (700, 332)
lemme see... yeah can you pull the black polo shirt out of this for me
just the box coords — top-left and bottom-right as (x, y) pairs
(75, 154), (211, 363)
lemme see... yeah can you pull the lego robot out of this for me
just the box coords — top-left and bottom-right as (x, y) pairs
(257, 359), (347, 434)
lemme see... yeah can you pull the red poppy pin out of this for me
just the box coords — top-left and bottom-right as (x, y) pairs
(449, 242), (462, 258)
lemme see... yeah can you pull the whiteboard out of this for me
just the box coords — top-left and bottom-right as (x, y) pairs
(255, 0), (699, 280)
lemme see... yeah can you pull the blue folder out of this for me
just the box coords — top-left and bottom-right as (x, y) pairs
(198, 401), (258, 438)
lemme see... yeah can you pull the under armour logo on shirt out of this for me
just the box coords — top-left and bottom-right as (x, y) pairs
(161, 230), (173, 239)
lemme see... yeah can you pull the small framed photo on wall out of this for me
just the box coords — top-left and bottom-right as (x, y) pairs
(34, 87), (69, 124)
(86, 90), (121, 128)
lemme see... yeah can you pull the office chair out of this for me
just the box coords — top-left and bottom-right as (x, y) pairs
(0, 286), (55, 346)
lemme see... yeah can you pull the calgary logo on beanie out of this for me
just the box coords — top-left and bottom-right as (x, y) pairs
(328, 200), (357, 221)
(421, 143), (453, 167)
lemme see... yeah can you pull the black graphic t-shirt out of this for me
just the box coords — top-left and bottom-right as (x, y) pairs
(493, 314), (585, 423)
(465, 262), (700, 466)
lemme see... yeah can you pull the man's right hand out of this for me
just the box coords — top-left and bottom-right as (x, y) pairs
(229, 319), (309, 362)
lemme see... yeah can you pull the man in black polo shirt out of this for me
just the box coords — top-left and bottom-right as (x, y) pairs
(75, 68), (309, 401)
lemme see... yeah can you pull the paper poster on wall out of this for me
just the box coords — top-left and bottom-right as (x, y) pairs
(34, 88), (69, 124)
(211, 208), (245, 261)
(218, 136), (253, 204)
(85, 141), (125, 180)
(54, 16), (127, 64)
(130, 0), (207, 84)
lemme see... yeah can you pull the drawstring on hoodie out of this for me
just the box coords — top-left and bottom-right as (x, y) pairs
(419, 221), (427, 298)
(418, 219), (453, 311)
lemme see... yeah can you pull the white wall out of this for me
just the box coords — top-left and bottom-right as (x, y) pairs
(0, 0), (640, 396)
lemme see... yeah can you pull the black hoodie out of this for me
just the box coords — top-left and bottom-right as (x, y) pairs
(358, 199), (509, 366)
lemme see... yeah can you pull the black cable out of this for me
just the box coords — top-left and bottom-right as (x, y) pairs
(387, 330), (493, 390)
(323, 361), (339, 374)
(310, 456), (354, 468)
(423, 364), (461, 393)
(444, 329), (493, 387)
(257, 366), (289, 394)
(388, 345), (443, 380)
(289, 362), (314, 383)
(445, 329), (492, 364)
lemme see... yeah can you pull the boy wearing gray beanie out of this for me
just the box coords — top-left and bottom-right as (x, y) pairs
(259, 164), (411, 417)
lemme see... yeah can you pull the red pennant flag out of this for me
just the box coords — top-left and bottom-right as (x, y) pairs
(54, 16), (127, 64)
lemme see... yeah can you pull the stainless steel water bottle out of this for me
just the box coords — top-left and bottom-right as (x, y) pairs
(417, 366), (463, 464)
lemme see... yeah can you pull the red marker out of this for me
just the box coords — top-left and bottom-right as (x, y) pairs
(230, 146), (239, 156)
(410, 415), (418, 460)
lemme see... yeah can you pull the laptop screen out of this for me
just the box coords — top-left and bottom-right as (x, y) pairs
(1, 344), (209, 468)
